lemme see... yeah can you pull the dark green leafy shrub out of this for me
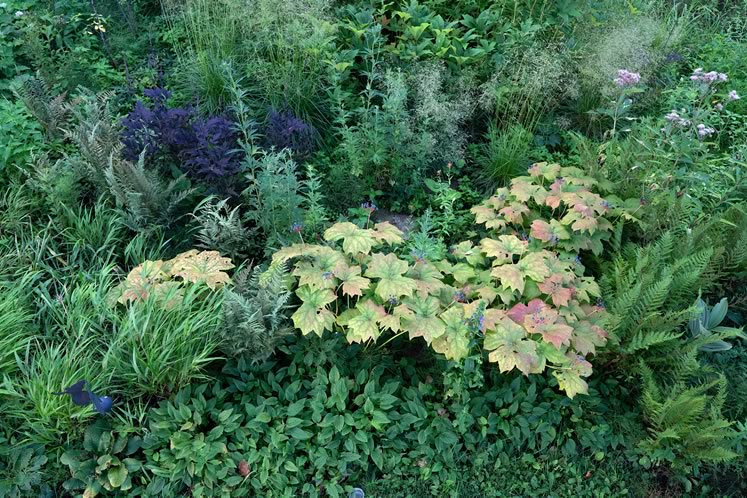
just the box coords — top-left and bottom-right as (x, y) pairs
(60, 419), (145, 497)
(0, 441), (50, 498)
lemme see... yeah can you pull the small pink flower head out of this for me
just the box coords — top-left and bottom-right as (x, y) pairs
(691, 68), (728, 85)
(614, 69), (641, 87)
(728, 90), (740, 101)
(696, 124), (715, 139)
(715, 103), (724, 111)
(690, 68), (704, 81)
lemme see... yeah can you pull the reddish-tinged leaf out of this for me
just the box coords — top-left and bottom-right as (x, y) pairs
(523, 305), (572, 349)
(530, 219), (570, 243)
(571, 320), (608, 355)
(528, 162), (561, 180)
(499, 202), (529, 224)
(510, 178), (544, 203)
(292, 286), (337, 336)
(507, 299), (546, 325)
(538, 275), (574, 307)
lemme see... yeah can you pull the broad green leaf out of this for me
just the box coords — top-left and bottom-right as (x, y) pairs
(432, 306), (470, 360)
(333, 263), (370, 297)
(403, 295), (445, 343)
(293, 262), (337, 289)
(366, 253), (417, 299)
(480, 235), (527, 263)
(491, 263), (524, 293)
(407, 262), (445, 296)
(484, 318), (540, 375)
(324, 222), (376, 255)
(347, 300), (387, 343)
(372, 222), (404, 245)
(553, 354), (592, 398)
(108, 465), (128, 488)
(292, 286), (337, 336)
(527, 162), (561, 180)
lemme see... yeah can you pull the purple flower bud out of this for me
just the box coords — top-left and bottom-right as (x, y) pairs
(361, 201), (377, 213)
(290, 222), (304, 233)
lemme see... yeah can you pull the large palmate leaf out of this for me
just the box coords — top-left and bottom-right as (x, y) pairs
(538, 275), (573, 307)
(530, 219), (570, 243)
(169, 250), (234, 289)
(432, 306), (470, 360)
(403, 295), (445, 343)
(491, 251), (550, 294)
(480, 235), (527, 263)
(347, 300), (387, 343)
(407, 262), (445, 296)
(522, 303), (573, 349)
(291, 286), (337, 336)
(366, 253), (417, 299)
(527, 161), (561, 180)
(484, 318), (541, 375)
(553, 354), (593, 398)
(333, 263), (370, 297)
(113, 259), (168, 304)
(324, 222), (376, 255)
(371, 222), (404, 245)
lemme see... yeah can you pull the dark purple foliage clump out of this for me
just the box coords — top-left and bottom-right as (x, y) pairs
(120, 88), (242, 179)
(182, 116), (241, 178)
(265, 109), (315, 160)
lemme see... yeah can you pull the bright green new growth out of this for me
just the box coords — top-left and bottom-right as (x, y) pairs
(274, 163), (618, 397)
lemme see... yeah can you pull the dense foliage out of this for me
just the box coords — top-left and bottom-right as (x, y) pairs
(1, 0), (746, 496)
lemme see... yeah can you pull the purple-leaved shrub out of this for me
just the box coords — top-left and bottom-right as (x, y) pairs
(120, 89), (242, 180)
(264, 109), (315, 160)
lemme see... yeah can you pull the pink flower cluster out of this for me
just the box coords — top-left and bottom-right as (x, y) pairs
(613, 69), (641, 87)
(665, 110), (690, 127)
(690, 68), (728, 84)
(696, 123), (715, 139)
(728, 90), (741, 101)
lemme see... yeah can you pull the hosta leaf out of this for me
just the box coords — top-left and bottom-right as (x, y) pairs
(538, 275), (573, 307)
(169, 250), (234, 289)
(333, 264), (370, 297)
(432, 306), (470, 360)
(324, 222), (376, 255)
(292, 286), (337, 336)
(366, 253), (417, 299)
(484, 318), (540, 375)
(347, 300), (387, 343)
(553, 354), (592, 398)
(403, 295), (445, 343)
(372, 222), (404, 245)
